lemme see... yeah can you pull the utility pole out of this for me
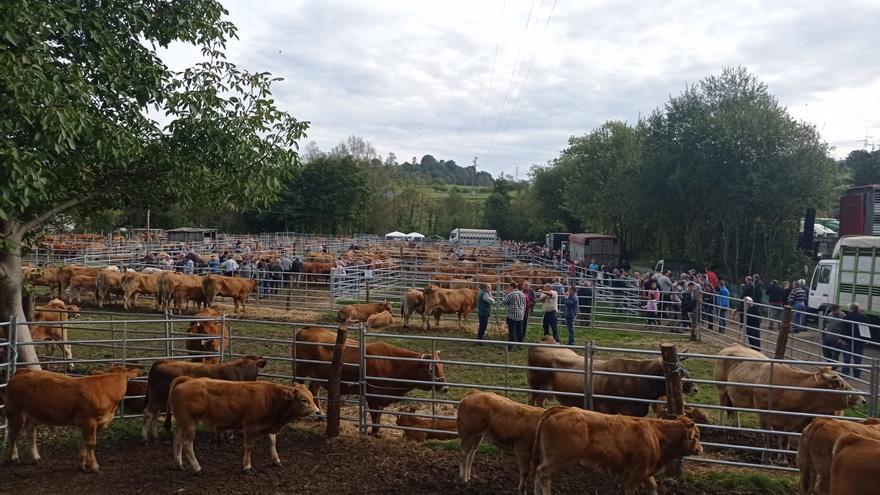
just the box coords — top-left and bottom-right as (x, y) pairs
(472, 156), (478, 189)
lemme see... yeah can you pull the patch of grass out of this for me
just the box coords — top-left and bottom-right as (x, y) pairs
(679, 470), (797, 494)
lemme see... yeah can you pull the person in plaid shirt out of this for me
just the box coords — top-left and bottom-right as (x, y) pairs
(502, 282), (526, 350)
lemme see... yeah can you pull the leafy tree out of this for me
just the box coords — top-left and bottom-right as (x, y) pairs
(844, 149), (880, 186)
(279, 156), (372, 235)
(556, 121), (646, 256)
(640, 66), (843, 279)
(1, 0), (308, 366)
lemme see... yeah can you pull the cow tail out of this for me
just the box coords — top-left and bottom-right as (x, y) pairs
(529, 406), (568, 477)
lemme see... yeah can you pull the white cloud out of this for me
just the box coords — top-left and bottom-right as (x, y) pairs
(159, 0), (880, 173)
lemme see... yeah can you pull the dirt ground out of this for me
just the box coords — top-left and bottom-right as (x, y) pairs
(1, 422), (780, 495)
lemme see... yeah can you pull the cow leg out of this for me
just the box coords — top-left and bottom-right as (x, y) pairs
(459, 432), (482, 482)
(242, 430), (257, 472)
(457, 311), (463, 330)
(173, 424), (183, 469)
(182, 424), (201, 473)
(369, 407), (384, 436)
(267, 433), (281, 466)
(514, 446), (531, 495)
(6, 414), (24, 463)
(25, 421), (41, 463)
(626, 475), (655, 495)
(533, 460), (557, 495)
(80, 422), (99, 472)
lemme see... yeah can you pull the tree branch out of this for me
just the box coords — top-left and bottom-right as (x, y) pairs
(18, 193), (95, 235)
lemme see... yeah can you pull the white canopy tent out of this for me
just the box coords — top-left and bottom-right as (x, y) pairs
(384, 231), (406, 240)
(406, 232), (425, 240)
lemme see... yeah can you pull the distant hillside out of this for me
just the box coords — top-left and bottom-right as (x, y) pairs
(398, 154), (494, 187)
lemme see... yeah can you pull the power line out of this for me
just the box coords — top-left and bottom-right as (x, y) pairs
(476, 0), (507, 153)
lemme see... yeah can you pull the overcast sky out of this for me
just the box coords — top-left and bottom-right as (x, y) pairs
(160, 0), (880, 176)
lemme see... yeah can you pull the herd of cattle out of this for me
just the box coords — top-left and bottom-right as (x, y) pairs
(5, 265), (879, 493)
(2, 311), (875, 494)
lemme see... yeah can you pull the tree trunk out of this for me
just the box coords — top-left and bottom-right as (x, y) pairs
(0, 227), (42, 369)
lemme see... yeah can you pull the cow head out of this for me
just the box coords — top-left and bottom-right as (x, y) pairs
(240, 354), (268, 375)
(679, 355), (699, 396)
(816, 367), (865, 407)
(282, 384), (320, 417)
(67, 305), (81, 319)
(103, 363), (144, 379)
(676, 417), (704, 455)
(684, 407), (712, 425)
(419, 351), (448, 394)
(382, 301), (392, 313)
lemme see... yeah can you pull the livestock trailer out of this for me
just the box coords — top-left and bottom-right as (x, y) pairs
(545, 233), (570, 253)
(449, 228), (499, 247)
(568, 233), (619, 267)
(839, 185), (880, 236)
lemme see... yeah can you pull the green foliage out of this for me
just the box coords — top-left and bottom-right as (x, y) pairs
(0, 0), (307, 238)
(279, 155), (373, 234)
(679, 471), (797, 494)
(844, 149), (880, 186)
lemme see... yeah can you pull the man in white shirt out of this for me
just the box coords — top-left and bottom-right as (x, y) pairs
(538, 283), (560, 343)
(221, 257), (239, 277)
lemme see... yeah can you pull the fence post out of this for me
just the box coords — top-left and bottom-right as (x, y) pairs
(869, 358), (879, 418)
(8, 315), (18, 378)
(220, 313), (227, 363)
(358, 323), (367, 437)
(774, 306), (793, 360)
(326, 324), (348, 439)
(164, 309), (172, 359)
(690, 300), (701, 342)
(584, 340), (594, 410)
(365, 279), (371, 303)
(660, 343), (684, 476)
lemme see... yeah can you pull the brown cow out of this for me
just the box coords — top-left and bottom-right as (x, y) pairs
(96, 270), (125, 308)
(829, 433), (880, 495)
(366, 310), (394, 329)
(202, 274), (257, 313)
(184, 308), (231, 364)
(337, 301), (393, 323)
(69, 275), (97, 304)
(142, 355), (267, 441)
(169, 377), (318, 473)
(527, 339), (697, 416)
(531, 406), (703, 495)
(9, 298), (80, 369)
(58, 265), (102, 297)
(650, 396), (711, 424)
(401, 289), (425, 328)
(89, 364), (147, 415)
(422, 284), (477, 330)
(4, 366), (141, 472)
(173, 285), (207, 313)
(25, 266), (62, 297)
(395, 406), (457, 442)
(293, 327), (447, 434)
(714, 345), (864, 443)
(798, 417), (880, 495)
(457, 390), (544, 494)
(158, 272), (203, 312)
(120, 272), (160, 310)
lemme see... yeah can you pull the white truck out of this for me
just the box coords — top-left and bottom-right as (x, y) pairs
(809, 236), (880, 328)
(449, 228), (499, 247)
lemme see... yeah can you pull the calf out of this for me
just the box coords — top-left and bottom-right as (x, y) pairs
(337, 301), (393, 323)
(25, 299), (79, 369)
(96, 270), (125, 308)
(395, 406), (457, 442)
(532, 406), (703, 495)
(184, 308), (231, 364)
(173, 285), (206, 313)
(457, 390), (544, 494)
(650, 396), (711, 424)
(4, 366), (140, 472)
(829, 433), (880, 495)
(142, 355), (267, 442)
(798, 417), (880, 495)
(69, 275), (98, 304)
(401, 289), (424, 328)
(169, 377), (318, 473)
(366, 310), (394, 329)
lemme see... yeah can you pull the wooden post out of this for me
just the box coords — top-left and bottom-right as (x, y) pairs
(774, 306), (792, 360)
(583, 340), (594, 410)
(365, 279), (371, 303)
(690, 297), (701, 342)
(326, 324), (348, 439)
(660, 343), (685, 476)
